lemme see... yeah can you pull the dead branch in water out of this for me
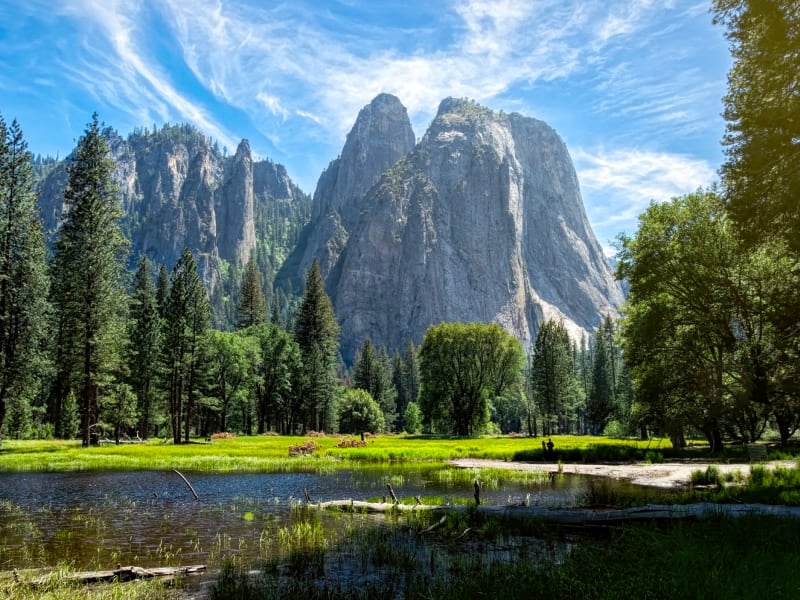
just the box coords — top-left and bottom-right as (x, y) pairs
(173, 469), (199, 500)
(309, 500), (800, 524)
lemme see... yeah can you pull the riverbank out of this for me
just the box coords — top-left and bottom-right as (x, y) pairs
(450, 457), (798, 487)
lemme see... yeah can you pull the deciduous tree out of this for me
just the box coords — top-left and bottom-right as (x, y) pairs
(419, 322), (524, 436)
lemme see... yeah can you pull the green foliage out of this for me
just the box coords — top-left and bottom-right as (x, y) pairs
(50, 114), (129, 447)
(689, 465), (726, 488)
(161, 248), (211, 443)
(617, 190), (800, 449)
(202, 330), (252, 434)
(336, 388), (385, 434)
(250, 323), (302, 434)
(127, 256), (160, 438)
(714, 1), (800, 251)
(403, 402), (422, 434)
(236, 256), (267, 329)
(588, 325), (613, 433)
(0, 116), (50, 442)
(294, 259), (340, 433)
(529, 319), (579, 435)
(99, 382), (138, 443)
(59, 389), (79, 440)
(353, 338), (397, 430)
(419, 322), (525, 436)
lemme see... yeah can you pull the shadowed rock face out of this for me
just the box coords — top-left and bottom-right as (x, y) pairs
(275, 93), (417, 291)
(37, 126), (309, 299)
(284, 96), (623, 362)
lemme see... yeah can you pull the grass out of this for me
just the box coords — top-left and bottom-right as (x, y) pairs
(0, 434), (687, 472)
(209, 511), (800, 600)
(684, 461), (800, 505)
(0, 567), (182, 599)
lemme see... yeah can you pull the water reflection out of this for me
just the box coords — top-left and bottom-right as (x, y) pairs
(0, 468), (672, 571)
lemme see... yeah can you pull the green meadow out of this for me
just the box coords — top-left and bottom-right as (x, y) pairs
(0, 434), (682, 472)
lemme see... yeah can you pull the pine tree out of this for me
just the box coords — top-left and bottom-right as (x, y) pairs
(353, 338), (378, 395)
(529, 320), (576, 435)
(128, 256), (160, 438)
(51, 114), (128, 446)
(391, 351), (406, 431)
(237, 256), (266, 329)
(713, 1), (800, 250)
(403, 341), (420, 405)
(588, 323), (614, 434)
(353, 338), (396, 429)
(294, 259), (339, 432)
(0, 116), (50, 442)
(161, 248), (210, 443)
(270, 295), (282, 327)
(155, 264), (170, 318)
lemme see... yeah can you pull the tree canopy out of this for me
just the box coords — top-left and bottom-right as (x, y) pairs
(419, 322), (524, 436)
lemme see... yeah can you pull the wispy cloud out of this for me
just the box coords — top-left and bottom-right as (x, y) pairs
(3, 0), (729, 213)
(573, 147), (717, 243)
(155, 0), (686, 142)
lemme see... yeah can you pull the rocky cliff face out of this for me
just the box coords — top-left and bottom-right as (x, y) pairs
(276, 93), (416, 290)
(37, 124), (311, 326)
(281, 96), (624, 362)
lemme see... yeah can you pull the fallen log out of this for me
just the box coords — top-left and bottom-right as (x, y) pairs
(30, 564), (206, 586)
(310, 500), (800, 523)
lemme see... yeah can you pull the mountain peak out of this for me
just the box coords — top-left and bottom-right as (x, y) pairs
(436, 97), (494, 120)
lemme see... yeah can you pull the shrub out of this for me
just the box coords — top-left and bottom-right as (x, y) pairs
(336, 389), (385, 434)
(403, 402), (422, 434)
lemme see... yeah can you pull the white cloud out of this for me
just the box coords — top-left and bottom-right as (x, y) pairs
(154, 0), (683, 144)
(573, 147), (717, 240)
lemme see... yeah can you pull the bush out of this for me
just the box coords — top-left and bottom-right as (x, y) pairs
(404, 402), (422, 434)
(337, 389), (385, 434)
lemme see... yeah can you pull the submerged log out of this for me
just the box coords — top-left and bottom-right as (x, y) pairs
(31, 564), (206, 586)
(310, 500), (800, 523)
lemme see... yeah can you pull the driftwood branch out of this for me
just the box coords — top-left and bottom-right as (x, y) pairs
(310, 500), (800, 523)
(30, 565), (206, 586)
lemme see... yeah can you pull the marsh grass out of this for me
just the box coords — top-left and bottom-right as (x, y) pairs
(211, 515), (800, 600)
(686, 461), (800, 505)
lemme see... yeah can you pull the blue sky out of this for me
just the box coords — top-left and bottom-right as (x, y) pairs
(0, 0), (731, 254)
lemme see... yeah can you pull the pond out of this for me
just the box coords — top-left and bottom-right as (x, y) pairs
(0, 467), (675, 572)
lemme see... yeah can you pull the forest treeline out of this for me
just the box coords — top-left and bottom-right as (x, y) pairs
(0, 1), (797, 449)
(0, 110), (632, 446)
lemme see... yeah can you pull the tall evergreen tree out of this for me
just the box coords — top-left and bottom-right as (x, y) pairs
(391, 351), (406, 432)
(588, 325), (614, 434)
(161, 248), (210, 443)
(353, 338), (378, 394)
(128, 256), (160, 438)
(353, 338), (396, 429)
(0, 116), (49, 441)
(236, 256), (266, 329)
(403, 341), (420, 408)
(713, 1), (800, 250)
(270, 295), (282, 327)
(529, 320), (576, 435)
(155, 263), (170, 318)
(51, 114), (128, 446)
(294, 259), (339, 432)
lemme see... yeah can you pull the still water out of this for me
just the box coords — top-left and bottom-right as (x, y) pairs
(0, 468), (671, 571)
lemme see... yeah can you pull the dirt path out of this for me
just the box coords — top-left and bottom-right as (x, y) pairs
(449, 458), (797, 488)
